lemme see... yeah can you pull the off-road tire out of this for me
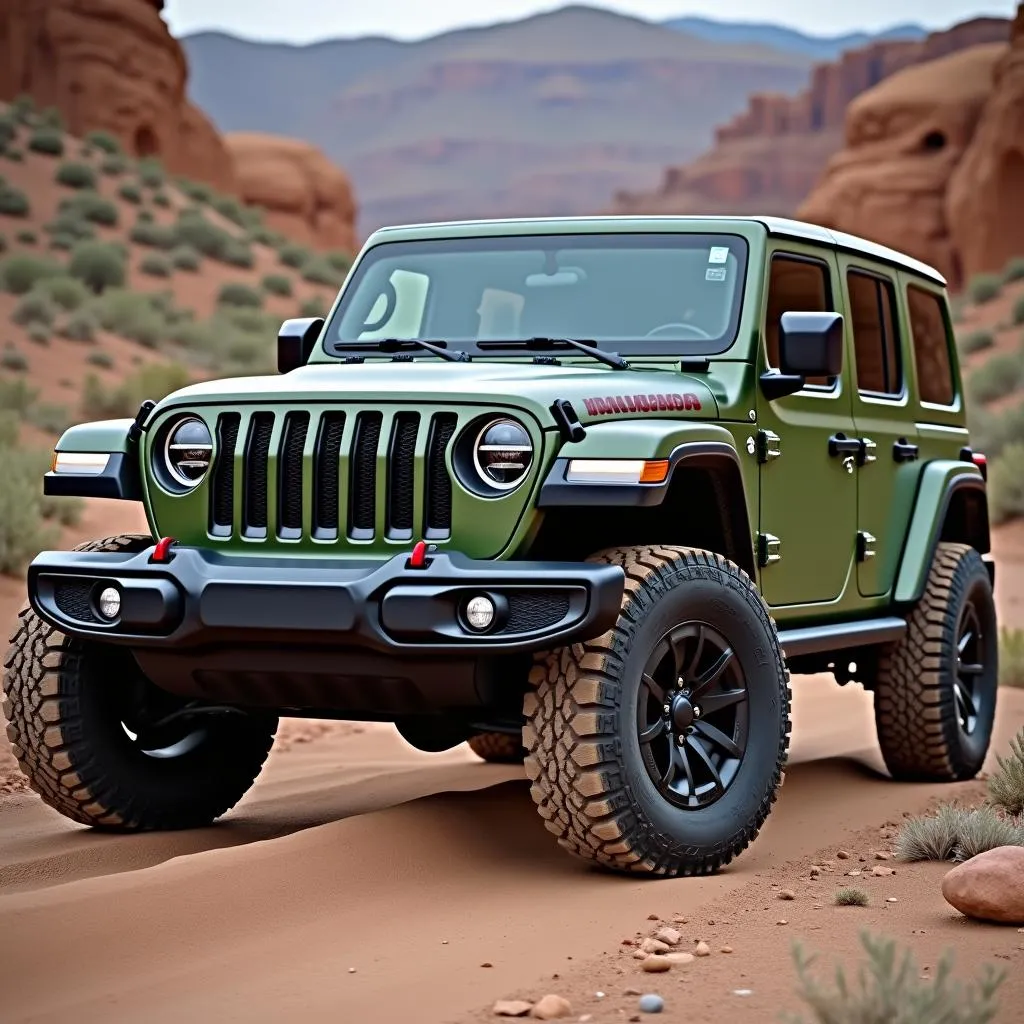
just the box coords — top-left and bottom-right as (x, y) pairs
(874, 542), (998, 782)
(524, 545), (790, 876)
(2, 534), (278, 830)
(468, 732), (525, 764)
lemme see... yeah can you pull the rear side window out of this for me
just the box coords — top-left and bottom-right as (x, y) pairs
(907, 285), (955, 406)
(847, 270), (901, 396)
(765, 255), (833, 386)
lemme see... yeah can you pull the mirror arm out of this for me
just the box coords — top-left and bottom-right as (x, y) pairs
(759, 371), (805, 401)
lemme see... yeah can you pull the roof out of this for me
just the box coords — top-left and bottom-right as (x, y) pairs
(367, 214), (947, 286)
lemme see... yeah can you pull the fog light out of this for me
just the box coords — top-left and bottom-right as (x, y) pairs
(97, 586), (121, 620)
(465, 595), (495, 632)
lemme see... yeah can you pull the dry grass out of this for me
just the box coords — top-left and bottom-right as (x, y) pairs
(833, 888), (869, 907)
(1000, 629), (1024, 689)
(988, 727), (1024, 816)
(895, 803), (1024, 863)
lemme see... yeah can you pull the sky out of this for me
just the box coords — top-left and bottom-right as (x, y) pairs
(163, 0), (1014, 45)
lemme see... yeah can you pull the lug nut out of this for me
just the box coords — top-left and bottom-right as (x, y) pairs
(693, 707), (702, 718)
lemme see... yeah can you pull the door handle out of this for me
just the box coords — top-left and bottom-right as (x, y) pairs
(893, 438), (919, 463)
(828, 433), (862, 457)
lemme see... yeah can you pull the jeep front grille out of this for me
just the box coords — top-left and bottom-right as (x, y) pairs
(208, 408), (458, 543)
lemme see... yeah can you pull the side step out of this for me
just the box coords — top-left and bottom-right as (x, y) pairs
(777, 617), (906, 658)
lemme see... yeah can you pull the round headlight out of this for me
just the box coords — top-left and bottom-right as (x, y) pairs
(473, 418), (533, 491)
(164, 416), (213, 488)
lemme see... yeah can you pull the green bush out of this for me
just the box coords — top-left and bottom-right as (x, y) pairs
(789, 931), (1003, 1024)
(968, 273), (1002, 305)
(1002, 628), (1024, 689)
(68, 240), (126, 294)
(55, 161), (97, 190)
(26, 402), (72, 435)
(48, 233), (75, 252)
(248, 226), (284, 248)
(218, 282), (263, 308)
(211, 195), (247, 226)
(37, 274), (89, 311)
(0, 253), (63, 294)
(44, 214), (94, 242)
(1003, 256), (1024, 284)
(84, 130), (122, 155)
(27, 322), (49, 345)
(37, 107), (63, 131)
(137, 209), (155, 224)
(0, 114), (16, 146)
(152, 191), (170, 209)
(989, 441), (1024, 523)
(220, 238), (254, 269)
(0, 376), (37, 412)
(173, 212), (233, 260)
(1012, 295), (1024, 327)
(988, 727), (1024, 815)
(967, 352), (1024, 404)
(12, 290), (57, 327)
(86, 350), (113, 369)
(82, 362), (191, 419)
(959, 330), (995, 355)
(262, 273), (292, 297)
(118, 182), (142, 204)
(92, 289), (166, 348)
(16, 229), (36, 245)
(0, 184), (30, 217)
(1, 147), (24, 163)
(176, 178), (212, 204)
(299, 296), (327, 318)
(169, 244), (200, 272)
(0, 233), (5, 253)
(10, 95), (35, 124)
(0, 346), (27, 372)
(279, 243), (310, 269)
(100, 155), (127, 177)
(140, 253), (171, 277)
(129, 221), (177, 250)
(325, 250), (353, 273)
(58, 307), (99, 343)
(301, 257), (342, 287)
(138, 159), (164, 188)
(59, 191), (119, 227)
(967, 399), (1024, 458)
(0, 444), (61, 576)
(27, 127), (64, 157)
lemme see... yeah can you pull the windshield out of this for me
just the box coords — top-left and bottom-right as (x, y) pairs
(326, 233), (748, 357)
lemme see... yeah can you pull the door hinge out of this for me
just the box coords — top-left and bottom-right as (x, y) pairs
(756, 429), (781, 463)
(857, 531), (877, 561)
(758, 533), (782, 566)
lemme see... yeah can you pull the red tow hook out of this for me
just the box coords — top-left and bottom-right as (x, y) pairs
(150, 536), (178, 564)
(407, 540), (436, 569)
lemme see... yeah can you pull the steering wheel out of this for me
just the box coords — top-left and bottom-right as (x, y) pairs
(645, 322), (713, 340)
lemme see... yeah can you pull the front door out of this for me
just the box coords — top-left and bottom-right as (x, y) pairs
(756, 248), (857, 608)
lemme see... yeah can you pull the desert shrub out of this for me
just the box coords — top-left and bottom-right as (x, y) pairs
(27, 127), (64, 157)
(68, 240), (125, 294)
(248, 226), (283, 247)
(12, 290), (56, 327)
(789, 931), (1003, 1024)
(27, 402), (71, 435)
(139, 253), (171, 277)
(954, 804), (1024, 861)
(85, 130), (121, 155)
(261, 273), (292, 297)
(129, 221), (177, 250)
(0, 444), (60, 575)
(82, 362), (190, 419)
(169, 244), (200, 272)
(299, 296), (327, 318)
(1012, 295), (1024, 327)
(0, 114), (16, 146)
(100, 155), (127, 177)
(833, 888), (868, 907)
(301, 257), (342, 287)
(967, 352), (1024, 404)
(137, 209), (154, 224)
(0, 233), (5, 253)
(118, 182), (142, 204)
(152, 191), (171, 209)
(173, 212), (232, 260)
(0, 184), (30, 217)
(968, 273), (1002, 305)
(0, 346), (27, 372)
(92, 289), (165, 348)
(37, 274), (89, 311)
(988, 727), (1024, 815)
(49, 233), (75, 252)
(86, 350), (113, 369)
(211, 195), (247, 226)
(44, 214), (94, 242)
(218, 282), (263, 309)
(16, 229), (36, 245)
(1003, 256), (1024, 284)
(27, 323), (49, 345)
(58, 307), (99, 343)
(219, 238), (254, 269)
(279, 243), (310, 269)
(10, 95), (35, 124)
(896, 804), (970, 862)
(989, 442), (1024, 523)
(137, 159), (164, 188)
(967, 400), (1024, 458)
(55, 161), (96, 190)
(1001, 629), (1024, 689)
(37, 107), (63, 131)
(0, 253), (63, 294)
(2, 147), (24, 163)
(59, 191), (118, 227)
(176, 178), (212, 204)
(325, 250), (353, 273)
(959, 330), (994, 355)
(0, 376), (37, 412)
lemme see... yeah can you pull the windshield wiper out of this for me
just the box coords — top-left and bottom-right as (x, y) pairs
(336, 338), (471, 363)
(477, 337), (630, 370)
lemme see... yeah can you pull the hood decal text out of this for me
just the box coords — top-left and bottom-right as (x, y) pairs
(582, 393), (702, 416)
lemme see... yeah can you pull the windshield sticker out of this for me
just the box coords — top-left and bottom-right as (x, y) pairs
(706, 266), (727, 282)
(708, 246), (729, 264)
(582, 393), (702, 416)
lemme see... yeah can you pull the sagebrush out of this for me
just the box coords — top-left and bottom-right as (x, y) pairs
(988, 727), (1024, 816)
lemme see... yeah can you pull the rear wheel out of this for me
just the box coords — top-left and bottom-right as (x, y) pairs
(874, 542), (998, 781)
(2, 534), (278, 830)
(524, 545), (790, 876)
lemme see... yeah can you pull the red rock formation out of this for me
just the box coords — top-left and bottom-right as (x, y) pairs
(796, 44), (1005, 287)
(947, 4), (1024, 277)
(224, 134), (358, 254)
(0, 0), (236, 191)
(614, 16), (1009, 218)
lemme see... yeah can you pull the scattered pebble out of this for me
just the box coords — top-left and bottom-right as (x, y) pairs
(720, 946), (733, 954)
(777, 920), (788, 926)
(887, 898), (898, 904)
(531, 994), (573, 1020)
(630, 1016), (641, 1023)
(874, 851), (890, 861)
(655, 927), (681, 946)
(872, 866), (896, 877)
(624, 987), (642, 996)
(638, 994), (665, 1014)
(622, 937), (635, 946)
(694, 941), (711, 957)
(648, 914), (660, 921)
(493, 1000), (533, 1018)
(633, 949), (650, 960)
(847, 870), (862, 877)
(642, 957), (672, 973)
(579, 1017), (593, 1023)
(663, 952), (695, 965)
(347, 967), (357, 974)
(733, 989), (754, 997)
(481, 962), (494, 968)
(441, 940), (449, 945)
(836, 850), (850, 860)
(778, 889), (796, 901)
(595, 992), (605, 1000)
(641, 938), (671, 955)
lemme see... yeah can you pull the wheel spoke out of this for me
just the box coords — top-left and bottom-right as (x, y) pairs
(641, 672), (666, 704)
(694, 719), (742, 759)
(697, 687), (746, 715)
(955, 679), (976, 718)
(639, 717), (667, 745)
(957, 630), (974, 655)
(676, 741), (696, 802)
(958, 661), (984, 677)
(683, 624), (705, 682)
(686, 735), (724, 794)
(690, 647), (734, 698)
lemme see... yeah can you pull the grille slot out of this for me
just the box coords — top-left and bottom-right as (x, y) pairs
(498, 592), (571, 634)
(349, 412), (383, 539)
(387, 413), (419, 539)
(243, 413), (275, 537)
(278, 412), (309, 539)
(54, 581), (98, 623)
(210, 413), (240, 536)
(425, 413), (457, 539)
(313, 413), (345, 539)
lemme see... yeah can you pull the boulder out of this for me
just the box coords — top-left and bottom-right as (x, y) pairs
(225, 133), (357, 253)
(941, 845), (1024, 924)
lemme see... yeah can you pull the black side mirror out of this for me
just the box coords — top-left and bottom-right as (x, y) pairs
(277, 317), (324, 374)
(760, 311), (844, 400)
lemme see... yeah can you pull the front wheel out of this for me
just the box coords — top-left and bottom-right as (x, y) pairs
(524, 545), (791, 876)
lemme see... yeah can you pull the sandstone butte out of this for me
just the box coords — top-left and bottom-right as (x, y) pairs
(0, 0), (358, 252)
(613, 16), (1009, 223)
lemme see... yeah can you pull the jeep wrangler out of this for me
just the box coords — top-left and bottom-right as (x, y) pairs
(3, 216), (997, 876)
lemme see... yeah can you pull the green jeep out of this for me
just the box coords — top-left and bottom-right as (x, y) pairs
(3, 217), (997, 876)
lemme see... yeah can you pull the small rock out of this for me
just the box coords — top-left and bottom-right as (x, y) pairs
(624, 987), (642, 996)
(776, 920), (788, 926)
(641, 956), (672, 973)
(638, 994), (665, 1014)
(942, 847), (1024, 924)
(694, 941), (711, 957)
(622, 938), (635, 946)
(531, 994), (573, 1020)
(778, 889), (796, 901)
(836, 850), (850, 860)
(640, 938), (671, 955)
(874, 851), (890, 861)
(859, 855), (867, 862)
(887, 898), (898, 903)
(493, 1000), (534, 1018)
(648, 913), (660, 921)
(482, 962), (494, 968)
(872, 866), (896, 877)
(663, 952), (695, 965)
(654, 927), (681, 946)
(630, 1016), (641, 1023)
(720, 946), (733, 954)
(347, 967), (357, 974)
(847, 870), (862, 877)
(579, 1017), (593, 1023)
(441, 940), (449, 945)
(632, 950), (649, 960)
(594, 992), (605, 999)
(733, 989), (753, 997)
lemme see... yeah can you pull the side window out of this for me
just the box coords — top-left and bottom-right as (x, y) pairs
(765, 255), (833, 386)
(907, 285), (955, 406)
(847, 270), (902, 396)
